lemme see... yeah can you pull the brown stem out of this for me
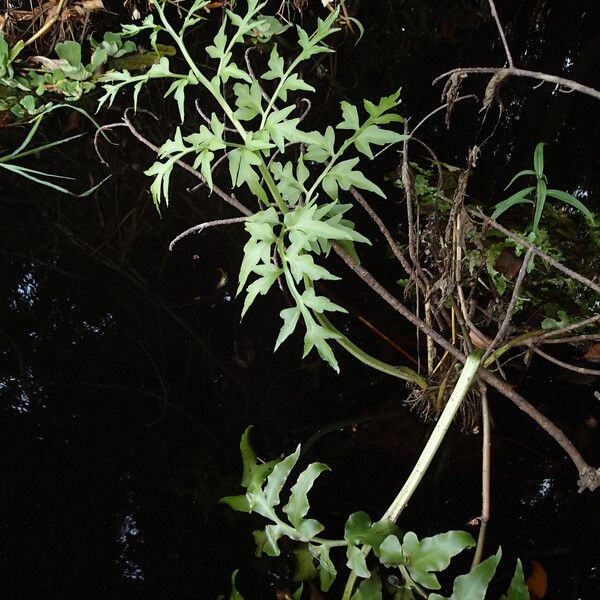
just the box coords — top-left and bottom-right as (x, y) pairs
(533, 348), (600, 377)
(349, 186), (427, 295)
(472, 385), (491, 567)
(482, 247), (533, 363)
(487, 0), (514, 67)
(433, 67), (600, 102)
(537, 334), (600, 345)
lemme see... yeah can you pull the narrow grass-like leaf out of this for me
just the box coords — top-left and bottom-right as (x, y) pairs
(533, 178), (547, 232)
(491, 186), (535, 220)
(546, 189), (595, 222)
(504, 169), (536, 190)
(533, 142), (545, 179)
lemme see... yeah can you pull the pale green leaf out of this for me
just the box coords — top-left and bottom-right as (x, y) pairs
(287, 251), (340, 284)
(220, 494), (251, 512)
(346, 545), (370, 579)
(301, 288), (347, 314)
(283, 462), (330, 531)
(344, 512), (400, 551)
(233, 81), (263, 120)
(261, 45), (285, 80)
(274, 306), (301, 351)
(278, 73), (315, 101)
(354, 125), (407, 159)
(449, 548), (502, 600)
(206, 20), (228, 59)
(378, 535), (404, 566)
(228, 148), (262, 187)
(55, 41), (82, 67)
(241, 263), (282, 317)
(302, 322), (341, 372)
(264, 445), (301, 508)
(237, 237), (273, 294)
(221, 62), (252, 84)
(337, 101), (360, 131)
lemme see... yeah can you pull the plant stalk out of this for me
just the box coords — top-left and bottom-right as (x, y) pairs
(341, 350), (483, 600)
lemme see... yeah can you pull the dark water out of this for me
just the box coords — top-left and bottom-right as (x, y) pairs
(1, 1), (599, 598)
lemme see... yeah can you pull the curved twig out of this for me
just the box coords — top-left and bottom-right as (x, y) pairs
(169, 216), (248, 251)
(533, 348), (600, 377)
(411, 94), (479, 136)
(195, 99), (237, 133)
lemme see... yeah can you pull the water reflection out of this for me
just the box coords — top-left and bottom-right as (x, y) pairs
(117, 513), (145, 583)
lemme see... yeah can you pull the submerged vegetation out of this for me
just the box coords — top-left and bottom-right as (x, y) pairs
(2, 0), (599, 598)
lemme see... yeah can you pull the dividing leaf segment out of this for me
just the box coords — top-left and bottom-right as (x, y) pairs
(98, 0), (411, 372)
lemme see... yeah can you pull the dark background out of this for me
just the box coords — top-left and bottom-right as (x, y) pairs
(1, 1), (599, 598)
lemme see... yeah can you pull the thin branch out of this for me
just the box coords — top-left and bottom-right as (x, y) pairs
(535, 314), (600, 341)
(244, 46), (272, 105)
(533, 348), (600, 377)
(411, 94), (479, 136)
(472, 384), (491, 567)
(121, 109), (252, 216)
(94, 122), (125, 166)
(349, 186), (426, 295)
(407, 136), (444, 190)
(433, 67), (600, 102)
(537, 334), (600, 345)
(169, 217), (248, 251)
(471, 209), (600, 296)
(482, 247), (533, 363)
(487, 0), (514, 67)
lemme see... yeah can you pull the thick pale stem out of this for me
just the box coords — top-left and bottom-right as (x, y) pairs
(383, 350), (483, 522)
(341, 351), (483, 600)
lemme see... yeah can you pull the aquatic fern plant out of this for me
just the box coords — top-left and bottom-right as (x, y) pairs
(98, 0), (411, 373)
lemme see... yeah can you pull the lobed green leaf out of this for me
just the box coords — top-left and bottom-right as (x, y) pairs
(401, 530), (476, 590)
